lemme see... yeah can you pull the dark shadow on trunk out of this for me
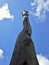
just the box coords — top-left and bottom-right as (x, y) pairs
(23, 61), (28, 65)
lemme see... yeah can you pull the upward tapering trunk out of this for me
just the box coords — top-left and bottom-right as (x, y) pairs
(23, 18), (32, 36)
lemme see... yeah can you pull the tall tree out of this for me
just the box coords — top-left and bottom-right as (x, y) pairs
(10, 10), (39, 65)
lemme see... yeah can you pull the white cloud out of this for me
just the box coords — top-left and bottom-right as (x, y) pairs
(30, 0), (49, 22)
(0, 3), (14, 21)
(37, 54), (49, 65)
(0, 49), (4, 58)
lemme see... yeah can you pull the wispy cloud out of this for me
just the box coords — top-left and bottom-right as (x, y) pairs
(37, 54), (49, 65)
(0, 3), (14, 21)
(0, 49), (4, 58)
(30, 0), (49, 22)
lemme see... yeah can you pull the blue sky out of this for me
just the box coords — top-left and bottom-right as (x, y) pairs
(0, 0), (49, 65)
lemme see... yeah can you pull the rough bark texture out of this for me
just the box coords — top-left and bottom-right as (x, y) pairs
(10, 12), (39, 65)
